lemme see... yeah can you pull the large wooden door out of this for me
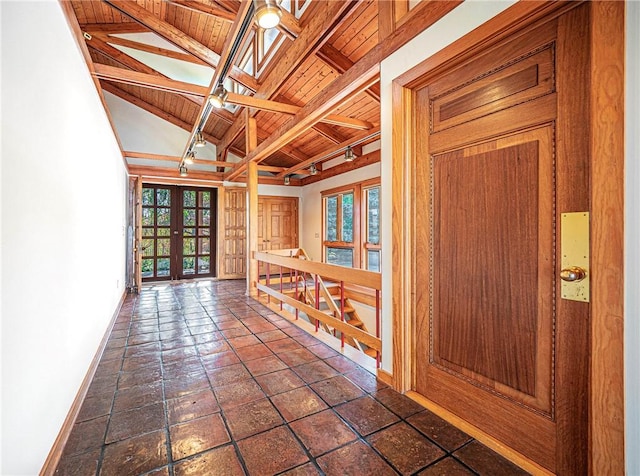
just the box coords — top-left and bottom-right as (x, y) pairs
(258, 196), (298, 275)
(413, 8), (589, 474)
(218, 187), (247, 279)
(140, 185), (216, 281)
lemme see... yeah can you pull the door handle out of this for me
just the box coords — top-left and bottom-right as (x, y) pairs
(560, 266), (587, 282)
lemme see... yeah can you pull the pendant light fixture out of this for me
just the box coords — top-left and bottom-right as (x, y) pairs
(179, 165), (188, 177)
(309, 163), (318, 175)
(284, 175), (290, 185)
(254, 0), (282, 29)
(194, 131), (206, 148)
(184, 151), (196, 165)
(209, 85), (229, 109)
(344, 146), (355, 162)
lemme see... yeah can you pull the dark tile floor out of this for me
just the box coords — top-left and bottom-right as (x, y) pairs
(54, 279), (528, 476)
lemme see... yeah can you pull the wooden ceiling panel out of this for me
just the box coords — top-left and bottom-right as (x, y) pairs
(279, 58), (340, 105)
(327, 0), (378, 62)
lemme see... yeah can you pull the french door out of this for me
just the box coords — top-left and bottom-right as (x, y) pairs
(141, 185), (217, 281)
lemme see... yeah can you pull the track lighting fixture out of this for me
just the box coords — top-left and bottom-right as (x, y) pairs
(209, 85), (228, 108)
(344, 146), (355, 162)
(184, 151), (195, 165)
(309, 163), (318, 175)
(284, 175), (290, 185)
(254, 0), (282, 29)
(179, 164), (188, 177)
(194, 131), (206, 148)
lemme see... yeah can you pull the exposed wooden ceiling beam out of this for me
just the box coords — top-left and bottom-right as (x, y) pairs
(224, 60), (380, 181)
(91, 32), (208, 66)
(102, 0), (258, 92)
(92, 64), (373, 130)
(128, 164), (225, 181)
(300, 149), (381, 185)
(277, 127), (380, 179)
(80, 22), (147, 34)
(216, 0), (358, 159)
(124, 151), (230, 167)
(164, 0), (236, 22)
(94, 63), (208, 97)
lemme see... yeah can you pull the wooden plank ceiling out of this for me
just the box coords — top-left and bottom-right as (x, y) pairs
(65, 0), (461, 184)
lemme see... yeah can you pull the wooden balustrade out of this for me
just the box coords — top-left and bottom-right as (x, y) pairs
(254, 248), (382, 366)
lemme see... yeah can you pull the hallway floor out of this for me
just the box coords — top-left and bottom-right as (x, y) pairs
(54, 280), (528, 476)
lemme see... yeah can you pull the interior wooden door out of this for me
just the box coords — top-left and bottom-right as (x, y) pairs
(219, 187), (247, 279)
(258, 196), (299, 275)
(413, 7), (590, 474)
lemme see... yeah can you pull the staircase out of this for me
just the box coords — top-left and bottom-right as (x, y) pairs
(266, 248), (378, 359)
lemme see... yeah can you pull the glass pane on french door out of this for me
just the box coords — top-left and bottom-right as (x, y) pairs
(141, 185), (216, 281)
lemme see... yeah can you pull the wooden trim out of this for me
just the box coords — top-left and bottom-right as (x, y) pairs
(255, 251), (381, 290)
(589, 2), (625, 474)
(377, 368), (394, 387)
(39, 290), (128, 476)
(256, 283), (381, 351)
(405, 391), (553, 476)
(135, 177), (143, 291)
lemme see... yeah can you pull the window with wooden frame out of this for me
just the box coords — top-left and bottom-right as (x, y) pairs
(321, 178), (381, 270)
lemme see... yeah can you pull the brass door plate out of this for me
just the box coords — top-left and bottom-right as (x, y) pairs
(560, 212), (590, 302)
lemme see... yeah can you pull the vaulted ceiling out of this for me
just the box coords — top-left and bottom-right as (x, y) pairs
(61, 0), (461, 185)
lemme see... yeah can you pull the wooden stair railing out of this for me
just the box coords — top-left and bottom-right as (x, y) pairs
(255, 248), (382, 366)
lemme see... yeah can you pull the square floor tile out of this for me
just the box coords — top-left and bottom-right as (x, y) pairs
(173, 445), (245, 476)
(277, 348), (318, 367)
(112, 382), (163, 413)
(255, 329), (287, 342)
(234, 343), (274, 362)
(106, 402), (165, 443)
(244, 355), (288, 376)
(417, 457), (475, 475)
(407, 411), (472, 452)
(289, 410), (357, 456)
(170, 413), (230, 461)
(373, 387), (425, 418)
(62, 416), (108, 457)
(324, 355), (361, 374)
(237, 426), (308, 475)
(310, 375), (365, 406)
(278, 463), (322, 476)
(206, 363), (252, 388)
(291, 360), (339, 384)
(167, 388), (219, 425)
(255, 369), (306, 396)
(201, 350), (241, 369)
(55, 448), (101, 476)
(196, 340), (231, 356)
(344, 367), (388, 393)
(224, 398), (284, 440)
(335, 396), (399, 436)
(454, 441), (529, 475)
(164, 373), (210, 400)
(100, 430), (168, 476)
(228, 334), (261, 349)
(316, 440), (396, 476)
(306, 343), (339, 359)
(265, 338), (303, 354)
(214, 378), (265, 410)
(367, 422), (445, 475)
(270, 386), (328, 422)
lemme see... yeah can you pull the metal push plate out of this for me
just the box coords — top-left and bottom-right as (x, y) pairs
(560, 212), (590, 302)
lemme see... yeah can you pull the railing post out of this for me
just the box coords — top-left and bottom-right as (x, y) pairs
(314, 274), (319, 332)
(376, 289), (381, 368)
(266, 263), (271, 305)
(340, 280), (345, 348)
(294, 269), (299, 320)
(279, 265), (283, 311)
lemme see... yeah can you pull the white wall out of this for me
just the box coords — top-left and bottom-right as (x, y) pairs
(379, 0), (516, 370)
(299, 163), (381, 261)
(1, 2), (128, 474)
(626, 2), (640, 474)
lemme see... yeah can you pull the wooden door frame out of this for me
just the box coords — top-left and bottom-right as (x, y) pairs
(391, 2), (624, 474)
